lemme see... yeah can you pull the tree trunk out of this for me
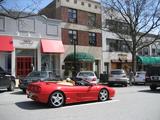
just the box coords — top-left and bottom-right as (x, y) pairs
(132, 52), (137, 84)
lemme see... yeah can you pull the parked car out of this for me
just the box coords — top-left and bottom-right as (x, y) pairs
(108, 69), (129, 87)
(76, 71), (98, 83)
(0, 66), (15, 91)
(19, 71), (58, 92)
(145, 65), (160, 90)
(26, 79), (115, 108)
(134, 71), (146, 84)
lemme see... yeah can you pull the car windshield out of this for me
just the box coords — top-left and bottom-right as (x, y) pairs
(79, 72), (94, 76)
(111, 70), (125, 75)
(28, 71), (47, 77)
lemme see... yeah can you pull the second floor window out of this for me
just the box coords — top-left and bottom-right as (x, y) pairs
(107, 39), (130, 52)
(68, 30), (78, 45)
(106, 19), (129, 34)
(68, 8), (77, 23)
(89, 32), (96, 46)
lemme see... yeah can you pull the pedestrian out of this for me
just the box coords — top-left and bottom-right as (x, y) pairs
(129, 70), (134, 86)
(31, 64), (35, 71)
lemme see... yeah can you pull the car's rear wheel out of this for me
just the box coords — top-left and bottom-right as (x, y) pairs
(49, 91), (65, 108)
(7, 81), (15, 91)
(98, 89), (109, 102)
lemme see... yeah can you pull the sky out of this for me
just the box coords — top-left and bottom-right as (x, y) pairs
(2, 0), (53, 12)
(2, 0), (100, 13)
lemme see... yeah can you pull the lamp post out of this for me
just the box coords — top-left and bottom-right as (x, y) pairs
(73, 39), (77, 78)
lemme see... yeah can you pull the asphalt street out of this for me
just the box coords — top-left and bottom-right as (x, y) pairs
(0, 85), (160, 120)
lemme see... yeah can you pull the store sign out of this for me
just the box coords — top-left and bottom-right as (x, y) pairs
(20, 39), (33, 45)
(118, 54), (127, 60)
(13, 38), (39, 49)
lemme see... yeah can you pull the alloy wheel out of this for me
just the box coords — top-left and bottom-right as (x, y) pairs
(49, 91), (64, 107)
(99, 89), (108, 101)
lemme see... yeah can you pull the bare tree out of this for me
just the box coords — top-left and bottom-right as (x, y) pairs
(0, 0), (45, 19)
(102, 0), (160, 74)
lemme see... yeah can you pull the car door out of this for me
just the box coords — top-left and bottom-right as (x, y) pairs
(75, 80), (97, 101)
(0, 72), (3, 87)
(0, 72), (10, 87)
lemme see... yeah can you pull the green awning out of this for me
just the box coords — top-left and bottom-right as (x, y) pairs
(137, 56), (160, 65)
(64, 52), (95, 62)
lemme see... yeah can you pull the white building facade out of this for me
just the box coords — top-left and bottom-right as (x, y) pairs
(0, 15), (64, 78)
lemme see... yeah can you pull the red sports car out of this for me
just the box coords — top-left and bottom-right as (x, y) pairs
(26, 79), (115, 108)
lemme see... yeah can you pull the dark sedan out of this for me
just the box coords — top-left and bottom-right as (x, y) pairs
(0, 67), (15, 91)
(19, 71), (58, 93)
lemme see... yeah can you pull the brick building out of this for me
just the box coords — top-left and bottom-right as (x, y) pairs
(40, 0), (102, 78)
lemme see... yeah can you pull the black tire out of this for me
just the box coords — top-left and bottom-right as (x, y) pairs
(23, 89), (26, 93)
(150, 85), (157, 91)
(7, 81), (15, 91)
(98, 89), (109, 102)
(124, 83), (128, 87)
(48, 91), (65, 108)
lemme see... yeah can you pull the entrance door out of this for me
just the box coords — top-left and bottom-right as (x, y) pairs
(16, 57), (32, 77)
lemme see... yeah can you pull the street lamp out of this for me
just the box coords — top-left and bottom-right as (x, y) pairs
(73, 38), (77, 78)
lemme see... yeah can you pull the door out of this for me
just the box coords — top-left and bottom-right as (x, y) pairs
(16, 57), (32, 77)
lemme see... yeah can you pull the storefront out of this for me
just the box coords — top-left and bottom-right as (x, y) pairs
(11, 37), (64, 78)
(110, 53), (132, 74)
(64, 52), (95, 77)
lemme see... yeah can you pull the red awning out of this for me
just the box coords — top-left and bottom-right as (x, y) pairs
(41, 39), (64, 53)
(0, 36), (14, 52)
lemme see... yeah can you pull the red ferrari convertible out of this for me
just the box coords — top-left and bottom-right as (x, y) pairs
(26, 79), (115, 108)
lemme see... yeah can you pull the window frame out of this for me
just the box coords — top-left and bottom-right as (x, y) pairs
(88, 12), (96, 27)
(89, 32), (97, 46)
(68, 8), (77, 23)
(68, 30), (78, 45)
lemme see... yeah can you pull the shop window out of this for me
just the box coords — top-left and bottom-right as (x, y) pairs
(0, 52), (11, 73)
(68, 30), (78, 45)
(89, 32), (96, 46)
(68, 8), (77, 23)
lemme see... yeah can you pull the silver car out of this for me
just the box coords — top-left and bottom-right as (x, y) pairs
(134, 71), (146, 84)
(108, 69), (129, 86)
(76, 71), (98, 83)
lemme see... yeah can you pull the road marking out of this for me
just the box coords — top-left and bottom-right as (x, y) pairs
(62, 99), (120, 109)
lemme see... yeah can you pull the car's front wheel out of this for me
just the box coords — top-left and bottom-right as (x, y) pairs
(7, 81), (15, 91)
(98, 89), (109, 102)
(49, 91), (65, 108)
(150, 85), (157, 91)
